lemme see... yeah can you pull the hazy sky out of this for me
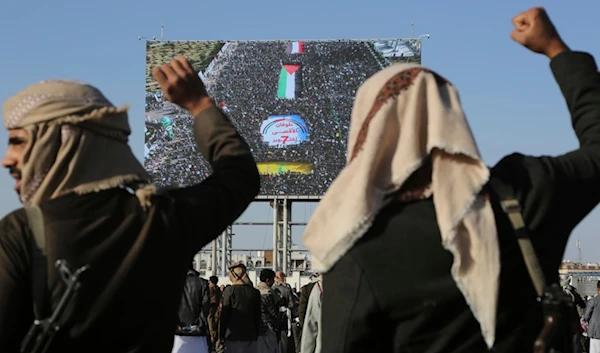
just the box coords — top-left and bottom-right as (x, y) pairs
(0, 0), (598, 262)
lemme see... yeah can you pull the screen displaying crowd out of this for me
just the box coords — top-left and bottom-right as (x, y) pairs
(144, 39), (422, 196)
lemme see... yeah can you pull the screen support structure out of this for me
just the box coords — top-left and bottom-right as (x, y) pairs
(143, 34), (431, 276)
(210, 226), (233, 276)
(272, 198), (293, 273)
(209, 196), (320, 276)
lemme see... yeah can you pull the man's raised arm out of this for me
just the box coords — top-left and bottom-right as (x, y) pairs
(152, 57), (260, 250)
(495, 8), (600, 232)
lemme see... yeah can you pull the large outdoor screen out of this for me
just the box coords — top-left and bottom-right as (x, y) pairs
(145, 39), (422, 196)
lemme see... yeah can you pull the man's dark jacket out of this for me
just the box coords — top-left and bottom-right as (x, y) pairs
(176, 270), (210, 336)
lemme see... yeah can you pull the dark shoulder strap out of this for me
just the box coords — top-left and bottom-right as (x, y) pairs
(24, 206), (50, 319)
(488, 178), (547, 297)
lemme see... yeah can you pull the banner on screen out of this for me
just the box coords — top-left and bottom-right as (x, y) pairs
(144, 39), (422, 196)
(260, 115), (309, 147)
(257, 162), (313, 175)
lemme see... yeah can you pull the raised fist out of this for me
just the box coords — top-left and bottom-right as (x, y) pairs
(152, 56), (214, 116)
(510, 7), (568, 58)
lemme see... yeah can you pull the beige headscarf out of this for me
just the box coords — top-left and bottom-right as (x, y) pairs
(303, 64), (500, 348)
(3, 80), (154, 207)
(228, 263), (252, 286)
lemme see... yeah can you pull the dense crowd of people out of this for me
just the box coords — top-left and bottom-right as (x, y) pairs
(144, 100), (212, 187)
(144, 40), (386, 195)
(184, 265), (323, 353)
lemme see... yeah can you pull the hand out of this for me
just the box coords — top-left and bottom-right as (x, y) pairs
(510, 7), (569, 58)
(152, 56), (214, 116)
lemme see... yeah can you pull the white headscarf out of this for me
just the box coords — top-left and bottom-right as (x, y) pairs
(303, 64), (500, 347)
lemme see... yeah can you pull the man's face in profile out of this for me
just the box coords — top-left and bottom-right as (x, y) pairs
(2, 128), (29, 196)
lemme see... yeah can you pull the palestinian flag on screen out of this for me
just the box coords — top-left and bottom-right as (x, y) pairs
(277, 64), (302, 99)
(286, 41), (305, 54)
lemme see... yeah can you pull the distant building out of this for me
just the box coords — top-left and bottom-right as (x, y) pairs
(559, 261), (600, 297)
(192, 244), (316, 273)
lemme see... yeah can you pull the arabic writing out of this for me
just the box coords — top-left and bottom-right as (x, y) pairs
(261, 115), (309, 147)
(272, 128), (298, 135)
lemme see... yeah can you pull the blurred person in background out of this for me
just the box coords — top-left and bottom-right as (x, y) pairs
(563, 278), (587, 353)
(584, 281), (600, 353)
(219, 263), (261, 353)
(274, 272), (298, 315)
(298, 273), (319, 328)
(300, 271), (322, 353)
(297, 271), (319, 351)
(208, 275), (222, 352)
(257, 269), (283, 353)
(0, 57), (259, 352)
(273, 271), (298, 353)
(304, 7), (600, 353)
(173, 266), (210, 353)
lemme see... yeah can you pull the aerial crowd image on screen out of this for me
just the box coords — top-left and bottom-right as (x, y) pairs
(144, 39), (422, 196)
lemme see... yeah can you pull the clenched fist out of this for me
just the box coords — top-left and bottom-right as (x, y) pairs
(511, 7), (569, 58)
(152, 56), (214, 116)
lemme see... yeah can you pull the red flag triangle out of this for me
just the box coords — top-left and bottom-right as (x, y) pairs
(283, 64), (300, 75)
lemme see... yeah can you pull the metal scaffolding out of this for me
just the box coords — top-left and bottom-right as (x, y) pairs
(209, 196), (320, 276)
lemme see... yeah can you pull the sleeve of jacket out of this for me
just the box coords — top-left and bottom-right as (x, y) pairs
(299, 283), (315, 326)
(167, 106), (260, 253)
(219, 287), (232, 339)
(492, 52), (600, 233)
(254, 290), (262, 337)
(585, 299), (595, 322)
(290, 287), (300, 317)
(301, 285), (320, 353)
(263, 293), (281, 326)
(284, 285), (297, 311)
(0, 210), (35, 352)
(299, 284), (311, 326)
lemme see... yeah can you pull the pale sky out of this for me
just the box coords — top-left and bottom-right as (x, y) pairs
(0, 0), (598, 262)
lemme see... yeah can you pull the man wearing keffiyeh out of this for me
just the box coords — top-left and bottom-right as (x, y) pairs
(2, 79), (152, 207)
(0, 57), (260, 352)
(303, 7), (600, 353)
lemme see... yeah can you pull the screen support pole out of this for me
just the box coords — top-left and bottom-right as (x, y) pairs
(272, 198), (279, 271)
(282, 199), (289, 274)
(211, 239), (218, 275)
(221, 229), (227, 276)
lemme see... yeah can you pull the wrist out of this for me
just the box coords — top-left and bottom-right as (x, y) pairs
(545, 40), (570, 59)
(188, 96), (215, 117)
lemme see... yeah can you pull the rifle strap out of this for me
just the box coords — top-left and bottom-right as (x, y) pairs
(24, 206), (50, 320)
(488, 178), (547, 297)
